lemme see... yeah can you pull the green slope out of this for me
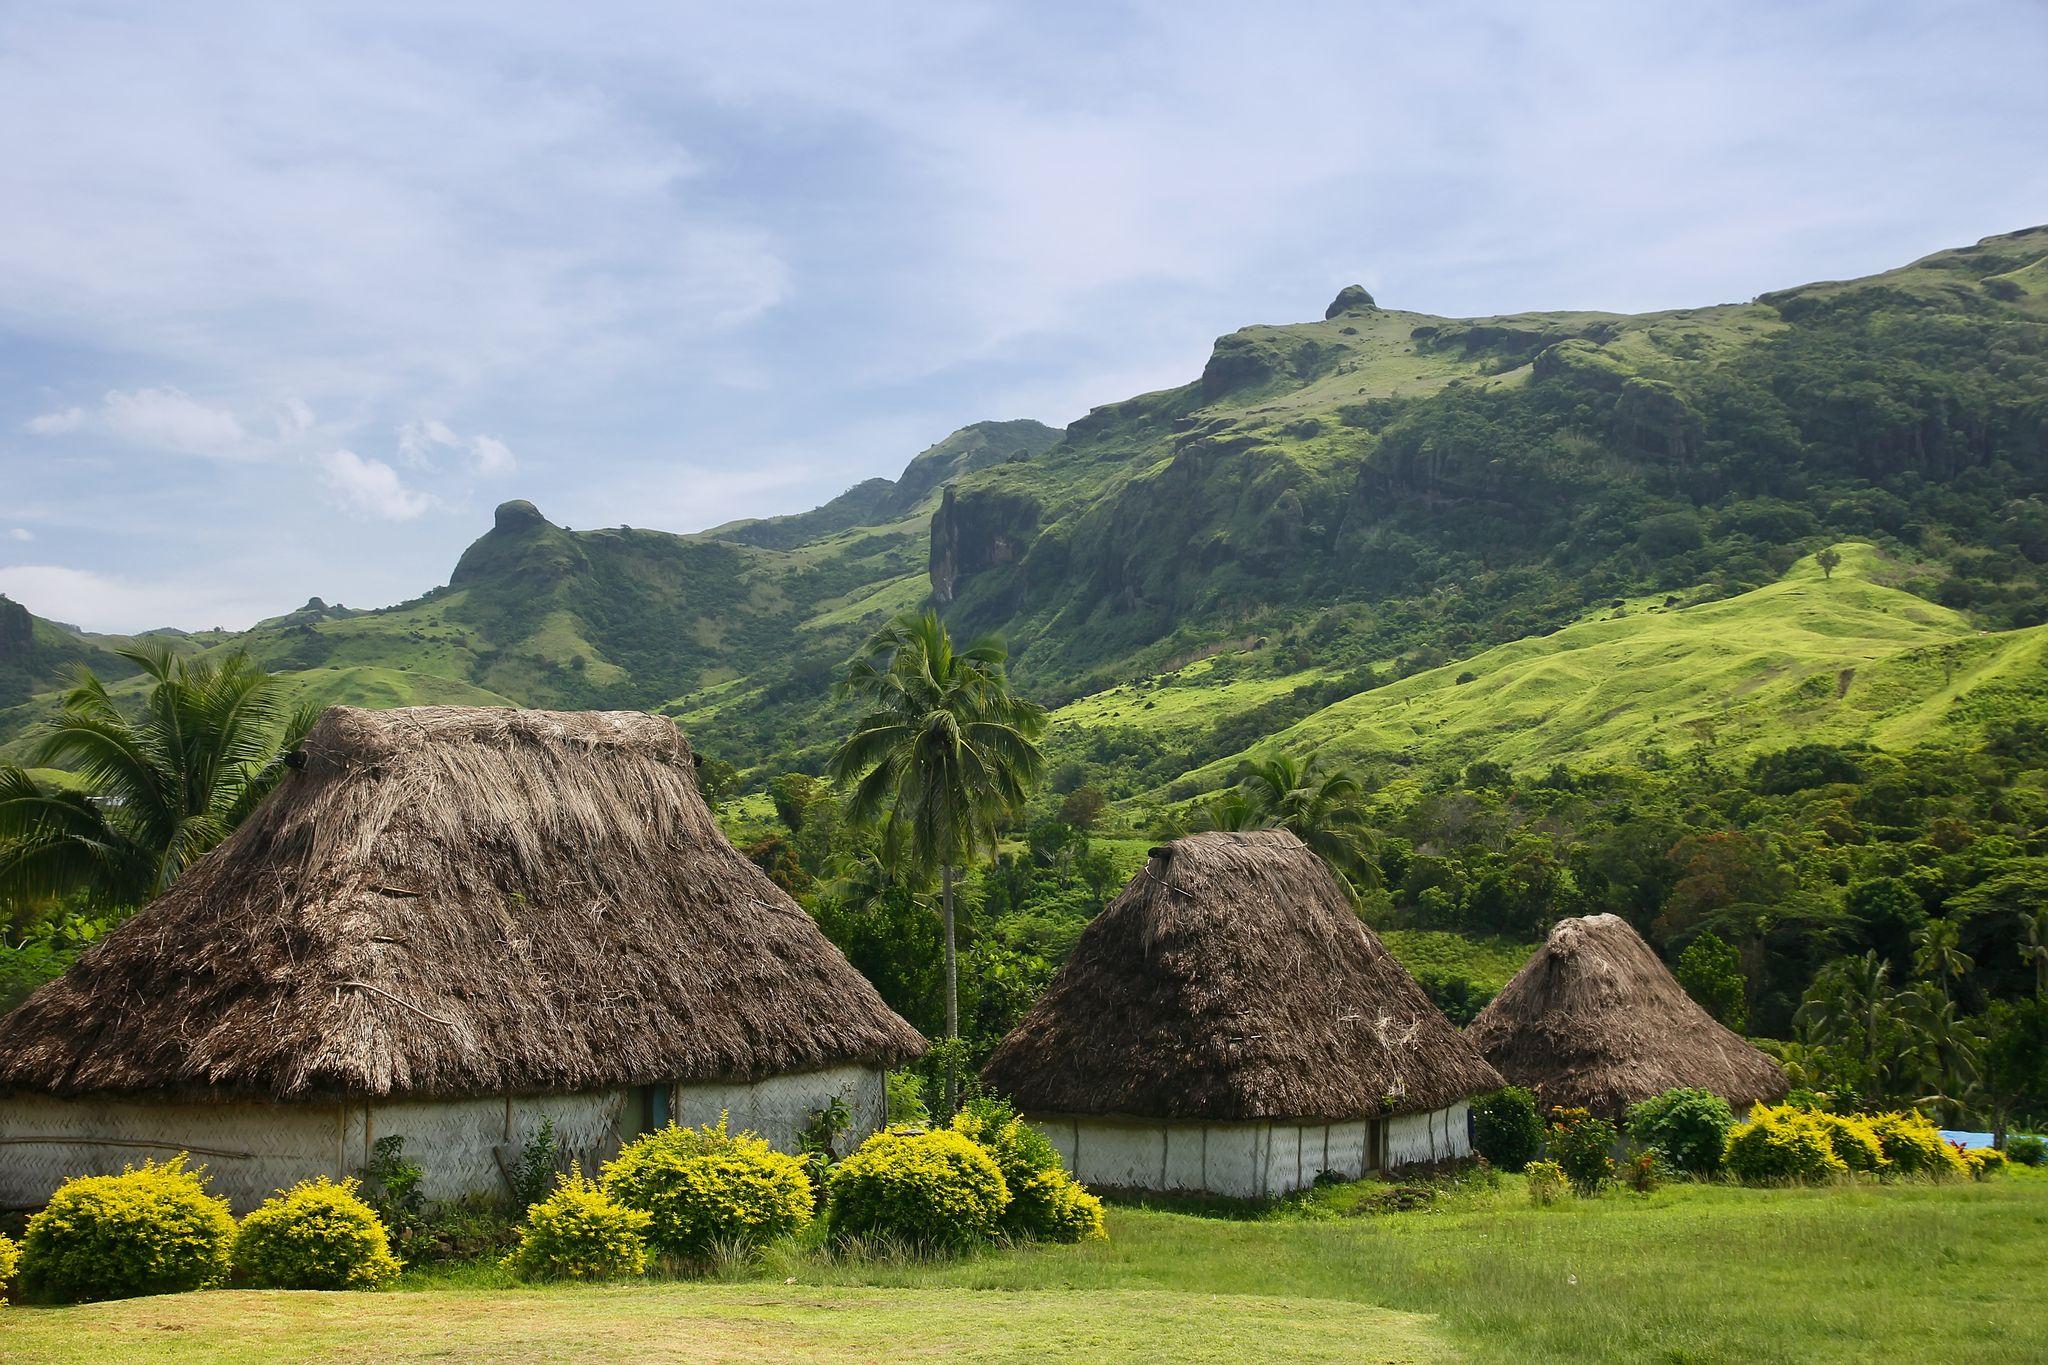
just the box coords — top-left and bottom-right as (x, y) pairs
(1164, 544), (2044, 788)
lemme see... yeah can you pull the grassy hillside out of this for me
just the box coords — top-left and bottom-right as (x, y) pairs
(1162, 544), (2045, 792)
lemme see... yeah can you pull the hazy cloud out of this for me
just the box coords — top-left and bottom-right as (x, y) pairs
(5, 528), (33, 542)
(316, 449), (433, 521)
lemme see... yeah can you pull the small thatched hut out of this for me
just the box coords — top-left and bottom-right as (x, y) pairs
(1466, 913), (1786, 1118)
(980, 831), (1502, 1197)
(0, 706), (922, 1210)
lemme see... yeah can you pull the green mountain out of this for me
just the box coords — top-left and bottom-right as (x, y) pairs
(4, 227), (2046, 794)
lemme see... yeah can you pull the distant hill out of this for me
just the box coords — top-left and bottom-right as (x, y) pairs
(4, 226), (2044, 795)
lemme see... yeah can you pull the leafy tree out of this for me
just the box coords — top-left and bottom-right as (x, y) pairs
(1057, 784), (1108, 831)
(1674, 930), (1748, 1031)
(1975, 998), (2048, 1144)
(0, 646), (315, 910)
(828, 611), (1045, 1111)
(1816, 545), (1842, 580)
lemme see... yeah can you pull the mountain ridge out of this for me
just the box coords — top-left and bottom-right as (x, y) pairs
(4, 225), (2045, 798)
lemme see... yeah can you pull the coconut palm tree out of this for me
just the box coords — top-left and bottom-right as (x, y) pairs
(1912, 917), (1973, 1007)
(828, 610), (1045, 1111)
(1202, 753), (1379, 898)
(0, 644), (315, 911)
(2018, 907), (2048, 999)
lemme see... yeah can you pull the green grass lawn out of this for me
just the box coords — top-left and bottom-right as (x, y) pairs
(10, 1172), (2044, 1362)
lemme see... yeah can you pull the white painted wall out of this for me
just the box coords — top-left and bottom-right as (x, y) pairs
(0, 1066), (890, 1212)
(1030, 1103), (1471, 1200)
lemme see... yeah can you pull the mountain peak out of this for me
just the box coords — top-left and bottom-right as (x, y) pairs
(493, 499), (551, 533)
(1325, 284), (1377, 318)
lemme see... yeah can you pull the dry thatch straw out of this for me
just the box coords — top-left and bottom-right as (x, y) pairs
(1466, 913), (1787, 1118)
(980, 830), (1501, 1121)
(0, 706), (923, 1101)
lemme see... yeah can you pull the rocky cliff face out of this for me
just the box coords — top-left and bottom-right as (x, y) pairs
(929, 485), (1043, 603)
(0, 595), (32, 660)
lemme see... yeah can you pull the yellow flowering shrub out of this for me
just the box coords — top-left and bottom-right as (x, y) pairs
(1962, 1146), (2006, 1180)
(1524, 1159), (1568, 1205)
(1814, 1112), (1888, 1175)
(1864, 1111), (1969, 1180)
(232, 1177), (402, 1290)
(21, 1156), (235, 1302)
(1723, 1106), (1847, 1185)
(1012, 1167), (1106, 1242)
(0, 1233), (18, 1304)
(505, 1166), (651, 1280)
(950, 1099), (1103, 1243)
(601, 1117), (813, 1259)
(826, 1128), (1010, 1250)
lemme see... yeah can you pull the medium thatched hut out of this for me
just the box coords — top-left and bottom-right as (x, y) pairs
(1466, 913), (1786, 1118)
(980, 831), (1502, 1197)
(0, 706), (922, 1210)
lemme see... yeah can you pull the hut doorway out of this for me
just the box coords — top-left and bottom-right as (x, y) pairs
(632, 1083), (672, 1136)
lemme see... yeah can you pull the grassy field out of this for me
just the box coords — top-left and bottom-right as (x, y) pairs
(9, 1172), (2043, 1362)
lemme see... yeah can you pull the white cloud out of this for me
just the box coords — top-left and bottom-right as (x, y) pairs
(467, 434), (515, 476)
(316, 449), (433, 520)
(277, 397), (315, 439)
(0, 564), (280, 634)
(25, 406), (83, 435)
(5, 528), (33, 542)
(27, 387), (261, 458)
(101, 386), (249, 456)
(398, 419), (515, 476)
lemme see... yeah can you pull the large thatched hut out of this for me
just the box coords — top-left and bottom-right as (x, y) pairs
(1466, 913), (1786, 1118)
(980, 831), (1502, 1197)
(0, 706), (923, 1210)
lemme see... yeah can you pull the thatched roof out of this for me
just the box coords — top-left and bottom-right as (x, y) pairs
(0, 706), (923, 1101)
(980, 831), (1501, 1122)
(1465, 914), (1786, 1118)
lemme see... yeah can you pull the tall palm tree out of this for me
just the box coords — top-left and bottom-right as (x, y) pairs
(1912, 917), (1973, 1007)
(0, 644), (315, 911)
(828, 610), (1045, 1111)
(2018, 907), (2048, 999)
(1202, 753), (1379, 898)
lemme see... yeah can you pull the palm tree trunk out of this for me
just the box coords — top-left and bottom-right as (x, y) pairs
(942, 861), (959, 1115)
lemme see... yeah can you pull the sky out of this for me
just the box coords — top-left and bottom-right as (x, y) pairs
(3, 2), (2046, 633)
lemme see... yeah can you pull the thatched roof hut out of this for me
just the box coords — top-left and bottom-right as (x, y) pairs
(1466, 913), (1786, 1118)
(0, 707), (921, 1207)
(981, 831), (1501, 1192)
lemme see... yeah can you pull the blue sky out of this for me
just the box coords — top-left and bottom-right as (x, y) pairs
(3, 1), (2045, 632)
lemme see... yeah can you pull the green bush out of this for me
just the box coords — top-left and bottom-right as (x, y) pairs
(951, 1099), (1102, 1243)
(508, 1118), (561, 1213)
(1625, 1088), (1735, 1175)
(1723, 1106), (1847, 1184)
(1864, 1111), (1969, 1180)
(232, 1177), (402, 1290)
(1469, 1087), (1544, 1173)
(601, 1118), (813, 1259)
(0, 1232), (18, 1304)
(505, 1168), (651, 1280)
(1546, 1108), (1618, 1194)
(1525, 1159), (1568, 1206)
(826, 1128), (1011, 1251)
(2007, 1135), (2046, 1166)
(21, 1156), (236, 1302)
